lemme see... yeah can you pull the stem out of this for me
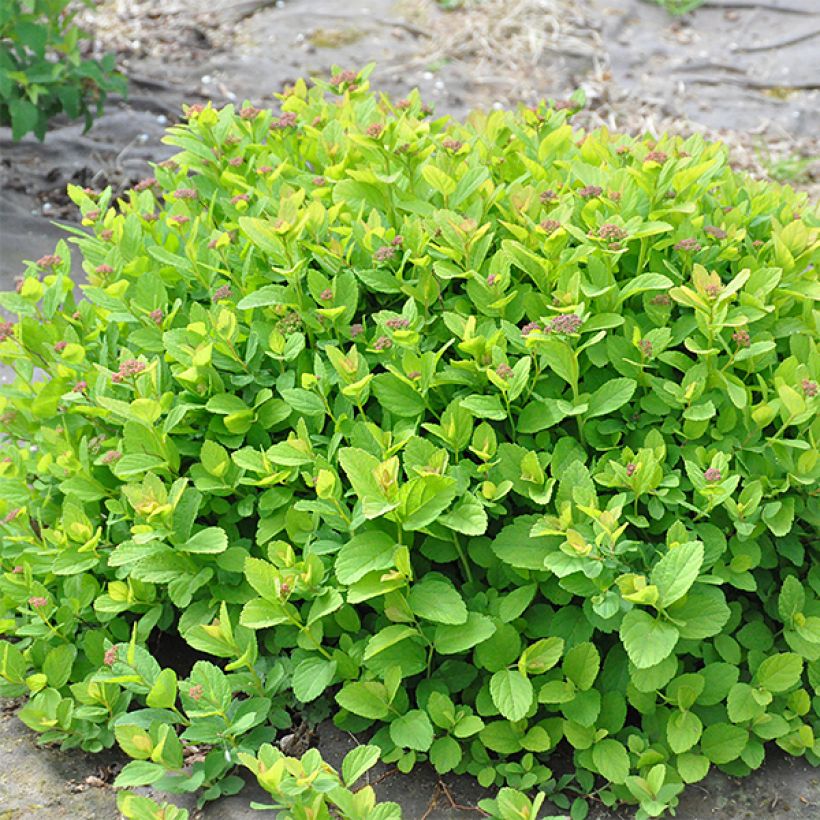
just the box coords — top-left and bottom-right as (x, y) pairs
(331, 497), (352, 526)
(451, 533), (474, 585)
(244, 660), (266, 697)
(286, 611), (332, 660)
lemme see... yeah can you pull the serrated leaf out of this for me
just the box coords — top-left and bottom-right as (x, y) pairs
(585, 378), (637, 419)
(389, 709), (434, 751)
(619, 610), (679, 669)
(650, 542), (704, 607)
(435, 612), (496, 654)
(592, 738), (630, 784)
(490, 669), (534, 721)
(292, 656), (337, 702)
(342, 744), (381, 786)
(754, 653), (803, 693)
(408, 576), (468, 625)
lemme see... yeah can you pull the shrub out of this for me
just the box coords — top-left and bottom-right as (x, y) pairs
(0, 0), (125, 139)
(0, 65), (818, 818)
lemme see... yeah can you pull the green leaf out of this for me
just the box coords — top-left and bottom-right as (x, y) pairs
(240, 598), (287, 629)
(9, 98), (39, 141)
(439, 494), (488, 536)
(617, 273), (674, 304)
(668, 585), (731, 640)
(341, 744), (381, 786)
(619, 610), (679, 669)
(778, 576), (805, 622)
(115, 724), (153, 760)
(389, 709), (435, 751)
(182, 527), (228, 554)
(498, 584), (537, 622)
(562, 642), (599, 691)
(336, 681), (391, 719)
(585, 378), (636, 419)
(460, 394), (507, 421)
(292, 657), (337, 702)
(187, 661), (231, 715)
(650, 542), (704, 607)
(396, 474), (457, 530)
(280, 388), (325, 417)
(244, 556), (279, 602)
(754, 653), (803, 693)
(521, 637), (564, 675)
(0, 641), (27, 684)
(408, 576), (468, 625)
(338, 448), (398, 519)
(490, 670), (534, 721)
(727, 683), (766, 723)
(236, 284), (289, 309)
(435, 612), (497, 654)
(592, 738), (630, 784)
(700, 723), (748, 764)
(493, 516), (560, 570)
(363, 625), (419, 660)
(539, 338), (578, 387)
(421, 164), (456, 196)
(762, 498), (795, 537)
(114, 760), (166, 787)
(372, 374), (426, 417)
(146, 668), (177, 709)
(335, 530), (396, 585)
(43, 645), (77, 688)
(667, 710), (702, 753)
(677, 752), (710, 784)
(429, 735), (462, 773)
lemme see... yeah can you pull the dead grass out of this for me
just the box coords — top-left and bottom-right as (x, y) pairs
(393, 0), (604, 88)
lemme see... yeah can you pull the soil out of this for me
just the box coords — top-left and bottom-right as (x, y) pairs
(0, 0), (818, 817)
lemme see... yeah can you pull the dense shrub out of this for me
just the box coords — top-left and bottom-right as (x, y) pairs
(0, 65), (818, 818)
(0, 0), (125, 139)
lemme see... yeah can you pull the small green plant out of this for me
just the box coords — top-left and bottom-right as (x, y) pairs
(756, 144), (815, 187)
(649, 0), (706, 14)
(0, 65), (817, 819)
(117, 791), (189, 820)
(0, 0), (125, 139)
(239, 743), (401, 817)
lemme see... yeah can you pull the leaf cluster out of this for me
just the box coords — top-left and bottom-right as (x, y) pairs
(0, 0), (126, 139)
(0, 65), (818, 818)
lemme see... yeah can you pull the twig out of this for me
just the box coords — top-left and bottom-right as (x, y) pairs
(678, 75), (820, 90)
(219, 0), (431, 36)
(369, 767), (400, 787)
(735, 26), (820, 51)
(700, 2), (820, 14)
(437, 779), (490, 816)
(420, 782), (441, 820)
(670, 61), (747, 74)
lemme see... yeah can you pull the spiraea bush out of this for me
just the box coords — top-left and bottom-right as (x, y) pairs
(0, 64), (817, 819)
(0, 0), (125, 140)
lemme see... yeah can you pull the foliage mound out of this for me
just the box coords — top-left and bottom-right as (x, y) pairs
(0, 65), (818, 819)
(0, 0), (125, 140)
